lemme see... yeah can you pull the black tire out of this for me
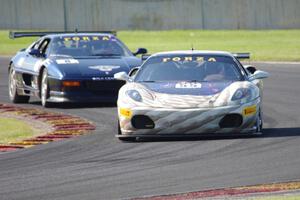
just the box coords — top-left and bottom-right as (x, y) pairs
(256, 109), (263, 134)
(40, 69), (52, 108)
(8, 67), (30, 103)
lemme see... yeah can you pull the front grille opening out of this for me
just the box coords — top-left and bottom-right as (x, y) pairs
(131, 115), (155, 129)
(219, 114), (243, 128)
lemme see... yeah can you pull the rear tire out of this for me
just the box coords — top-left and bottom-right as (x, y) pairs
(8, 67), (30, 103)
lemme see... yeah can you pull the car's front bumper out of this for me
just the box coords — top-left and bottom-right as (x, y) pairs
(118, 98), (260, 136)
(48, 91), (118, 103)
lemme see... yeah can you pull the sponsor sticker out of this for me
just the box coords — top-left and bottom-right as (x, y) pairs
(119, 108), (132, 118)
(56, 59), (79, 64)
(243, 105), (257, 116)
(63, 36), (111, 41)
(175, 81), (202, 89)
(162, 56), (216, 63)
(89, 65), (120, 72)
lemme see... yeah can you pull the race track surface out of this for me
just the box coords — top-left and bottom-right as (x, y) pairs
(0, 57), (300, 200)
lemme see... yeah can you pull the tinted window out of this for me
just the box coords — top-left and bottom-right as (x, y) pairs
(135, 55), (243, 82)
(49, 35), (132, 57)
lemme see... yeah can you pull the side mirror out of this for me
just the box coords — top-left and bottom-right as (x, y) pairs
(249, 70), (269, 81)
(133, 48), (148, 56)
(114, 71), (130, 82)
(29, 49), (43, 57)
(245, 65), (257, 74)
(128, 67), (140, 77)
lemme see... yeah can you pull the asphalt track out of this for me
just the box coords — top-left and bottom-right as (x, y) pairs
(0, 56), (300, 200)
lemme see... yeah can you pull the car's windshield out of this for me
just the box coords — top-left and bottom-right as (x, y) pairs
(49, 35), (132, 57)
(135, 55), (243, 82)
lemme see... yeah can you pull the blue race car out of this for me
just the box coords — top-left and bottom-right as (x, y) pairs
(8, 31), (147, 107)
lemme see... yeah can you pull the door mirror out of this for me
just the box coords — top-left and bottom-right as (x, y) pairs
(133, 48), (148, 56)
(114, 71), (130, 82)
(29, 49), (43, 57)
(128, 67), (140, 77)
(249, 70), (269, 81)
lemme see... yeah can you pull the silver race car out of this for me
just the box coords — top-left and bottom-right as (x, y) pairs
(114, 50), (269, 141)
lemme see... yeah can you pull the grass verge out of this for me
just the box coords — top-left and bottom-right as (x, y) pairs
(0, 30), (299, 61)
(0, 117), (37, 144)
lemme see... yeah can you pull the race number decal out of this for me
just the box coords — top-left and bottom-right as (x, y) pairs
(56, 59), (79, 64)
(175, 82), (202, 89)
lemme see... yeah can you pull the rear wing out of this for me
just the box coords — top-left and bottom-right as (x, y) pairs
(232, 53), (250, 60)
(9, 30), (117, 39)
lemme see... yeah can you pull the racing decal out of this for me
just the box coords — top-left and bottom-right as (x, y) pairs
(119, 108), (132, 118)
(63, 36), (111, 42)
(208, 57), (216, 62)
(162, 56), (216, 63)
(89, 65), (120, 72)
(92, 77), (115, 80)
(243, 105), (257, 116)
(175, 82), (202, 89)
(56, 59), (79, 64)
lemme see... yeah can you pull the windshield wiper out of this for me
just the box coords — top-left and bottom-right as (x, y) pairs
(138, 80), (156, 83)
(91, 53), (121, 57)
(50, 54), (73, 58)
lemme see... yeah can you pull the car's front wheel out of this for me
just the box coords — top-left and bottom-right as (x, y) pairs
(256, 109), (263, 133)
(40, 69), (52, 107)
(8, 67), (30, 103)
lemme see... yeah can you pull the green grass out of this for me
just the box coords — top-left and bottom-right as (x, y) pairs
(0, 30), (300, 61)
(0, 117), (37, 144)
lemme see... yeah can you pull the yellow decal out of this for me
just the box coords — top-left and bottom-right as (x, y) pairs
(184, 57), (193, 61)
(208, 57), (216, 62)
(162, 56), (212, 63)
(82, 36), (90, 41)
(63, 36), (110, 41)
(196, 56), (204, 62)
(64, 37), (71, 41)
(243, 105), (257, 116)
(119, 108), (132, 118)
(162, 57), (171, 62)
(72, 36), (80, 41)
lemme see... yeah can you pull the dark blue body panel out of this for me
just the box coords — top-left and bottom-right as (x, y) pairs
(9, 33), (142, 103)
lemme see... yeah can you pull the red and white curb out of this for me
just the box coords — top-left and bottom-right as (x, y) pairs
(133, 181), (300, 200)
(0, 103), (95, 152)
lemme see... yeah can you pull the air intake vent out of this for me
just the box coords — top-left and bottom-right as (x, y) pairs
(131, 115), (155, 129)
(219, 114), (243, 128)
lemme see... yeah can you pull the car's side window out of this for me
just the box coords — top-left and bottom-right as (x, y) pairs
(38, 38), (51, 56)
(29, 40), (41, 51)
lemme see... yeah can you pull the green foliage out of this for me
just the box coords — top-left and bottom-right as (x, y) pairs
(0, 117), (35, 144)
(0, 30), (299, 61)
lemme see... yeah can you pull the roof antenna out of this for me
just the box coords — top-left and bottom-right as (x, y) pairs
(191, 44), (194, 51)
(75, 28), (78, 33)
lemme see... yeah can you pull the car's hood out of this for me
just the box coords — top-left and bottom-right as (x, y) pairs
(49, 56), (139, 79)
(140, 81), (232, 96)
(118, 81), (259, 109)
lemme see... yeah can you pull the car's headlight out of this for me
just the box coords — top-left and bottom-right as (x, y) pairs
(231, 88), (251, 101)
(126, 90), (142, 102)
